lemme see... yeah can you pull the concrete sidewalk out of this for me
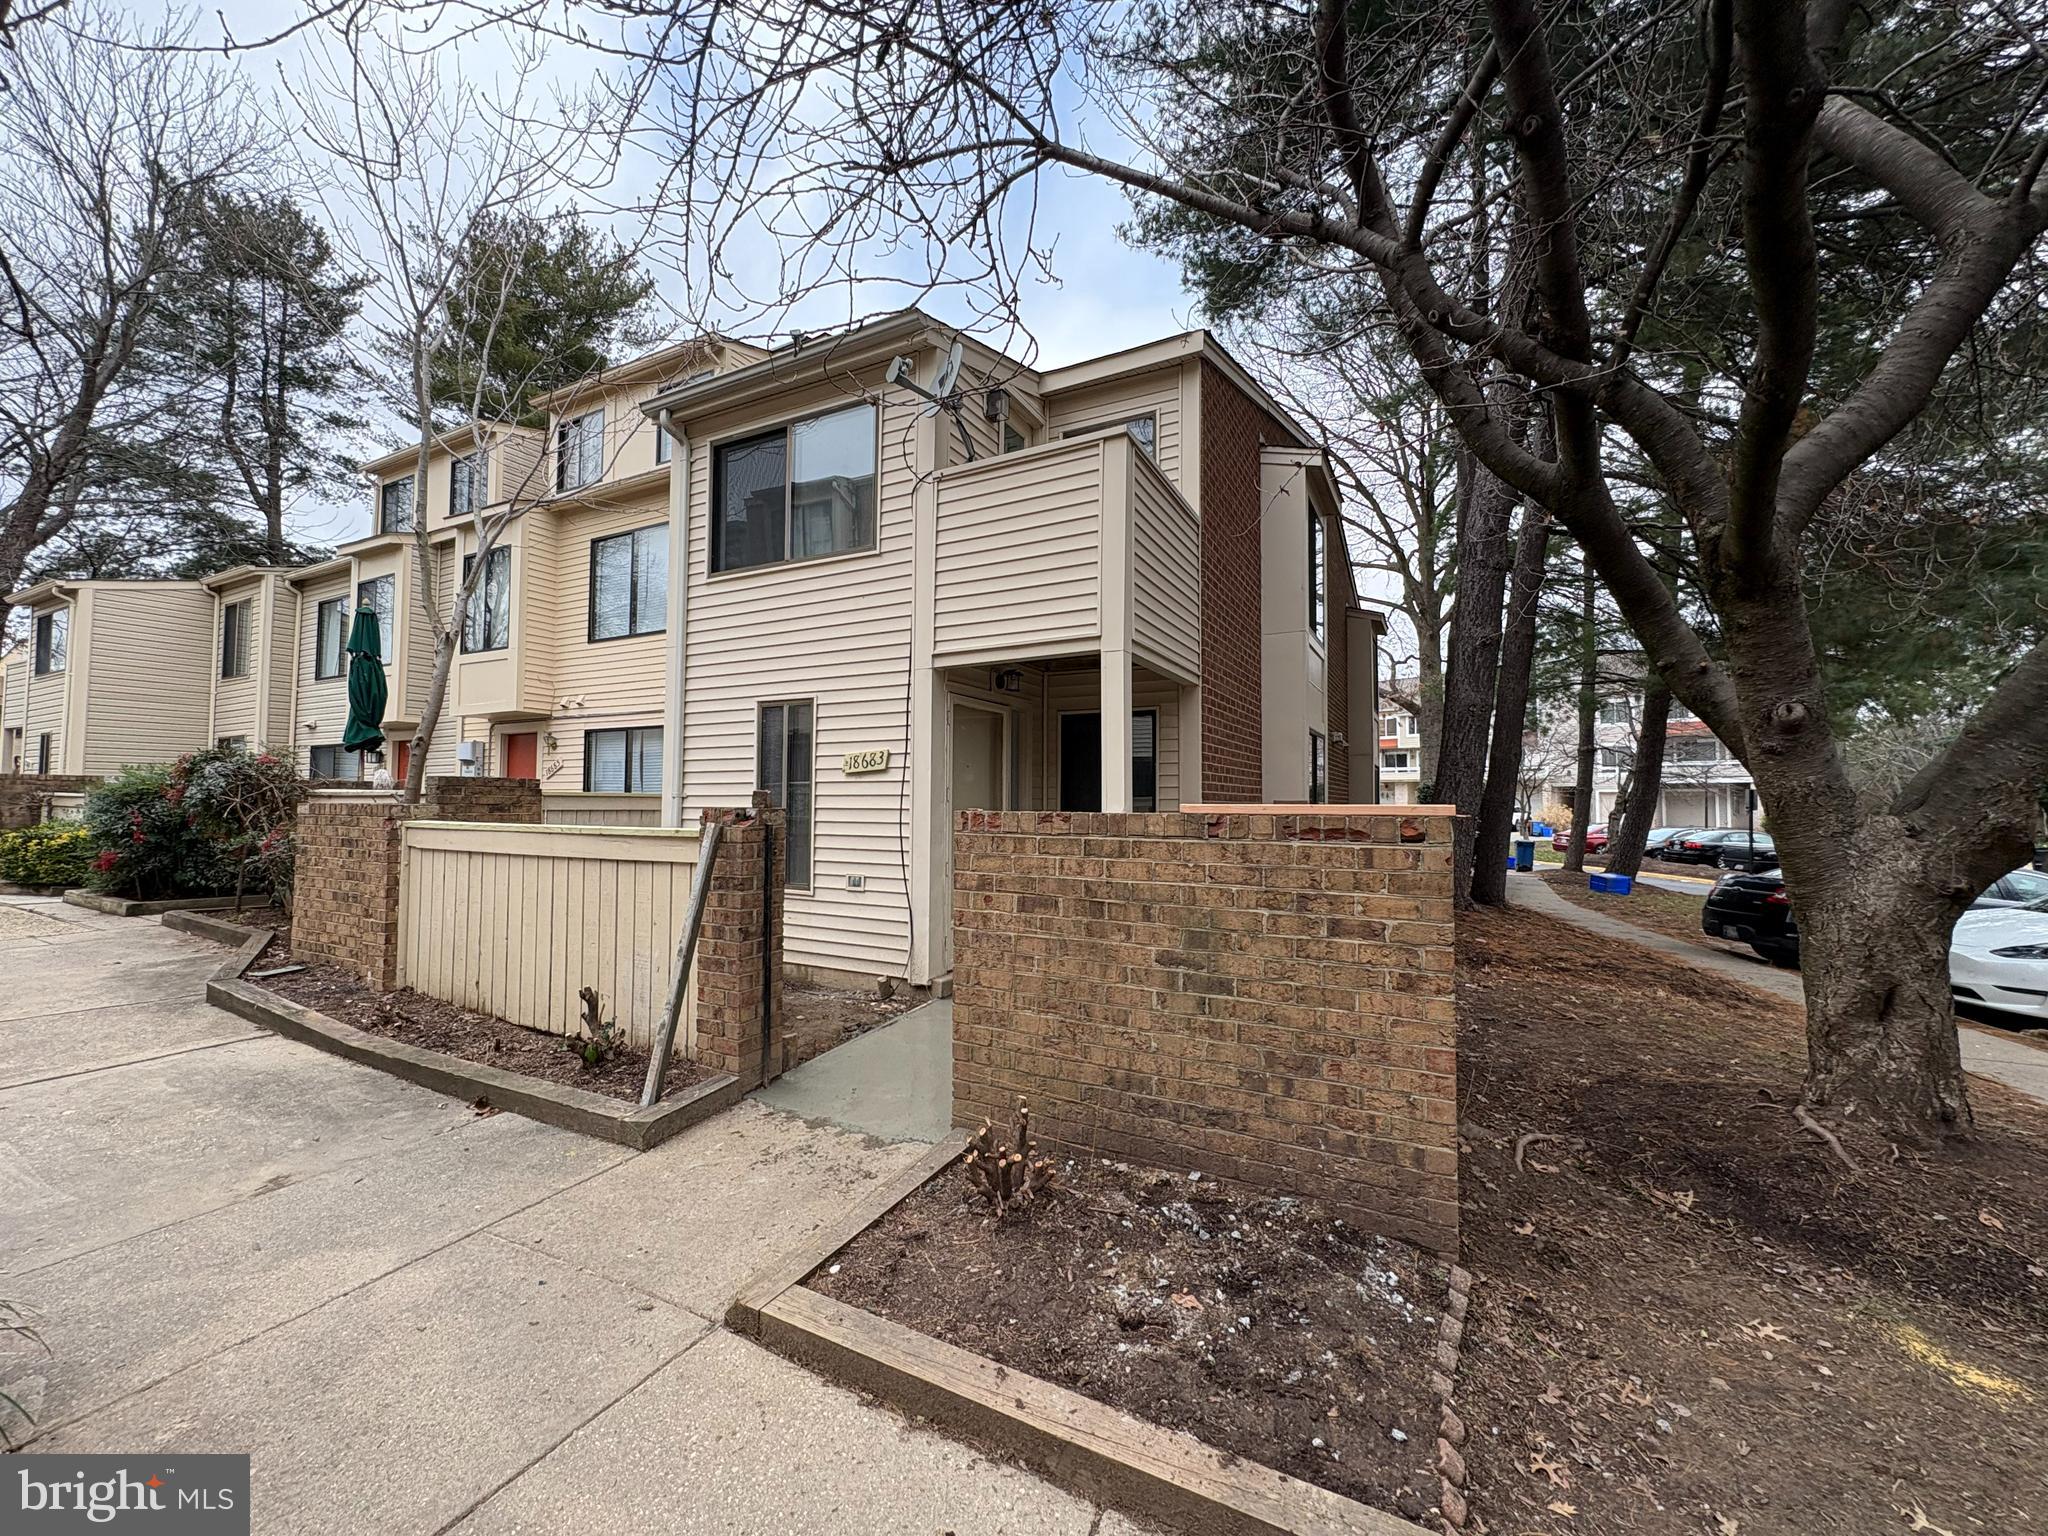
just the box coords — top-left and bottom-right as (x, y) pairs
(0, 897), (1143, 1534)
(754, 998), (953, 1141)
(1508, 872), (2048, 1106)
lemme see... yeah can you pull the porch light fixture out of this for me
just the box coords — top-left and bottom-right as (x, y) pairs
(993, 668), (1024, 693)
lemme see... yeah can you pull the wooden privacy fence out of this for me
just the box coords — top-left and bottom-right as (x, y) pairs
(397, 820), (701, 1054)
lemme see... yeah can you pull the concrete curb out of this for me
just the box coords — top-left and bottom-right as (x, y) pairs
(65, 890), (251, 918)
(203, 929), (737, 1151)
(729, 1137), (1436, 1536)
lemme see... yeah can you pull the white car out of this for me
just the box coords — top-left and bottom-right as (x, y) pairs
(1951, 898), (2048, 1023)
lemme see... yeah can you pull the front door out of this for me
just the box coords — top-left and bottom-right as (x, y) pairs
(393, 740), (410, 785)
(950, 704), (1007, 816)
(504, 732), (539, 779)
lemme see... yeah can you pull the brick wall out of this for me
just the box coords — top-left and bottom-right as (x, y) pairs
(419, 775), (542, 823)
(1199, 360), (1300, 802)
(953, 807), (1458, 1253)
(0, 774), (99, 829)
(692, 795), (787, 1089)
(293, 793), (411, 988)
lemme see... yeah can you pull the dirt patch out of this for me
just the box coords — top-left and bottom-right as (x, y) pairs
(1536, 867), (1761, 961)
(810, 1158), (1448, 1519)
(778, 979), (919, 1072)
(1456, 904), (2048, 1534)
(257, 957), (706, 1104)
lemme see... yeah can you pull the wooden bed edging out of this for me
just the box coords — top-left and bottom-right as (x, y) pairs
(67, 890), (251, 917)
(202, 930), (738, 1150)
(726, 1133), (1434, 1536)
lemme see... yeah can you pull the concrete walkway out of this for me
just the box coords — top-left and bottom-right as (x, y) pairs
(1508, 871), (2048, 1106)
(754, 998), (953, 1142)
(0, 897), (1141, 1534)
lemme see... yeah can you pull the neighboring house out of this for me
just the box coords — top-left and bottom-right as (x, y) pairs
(0, 578), (217, 776)
(1375, 687), (1423, 804)
(200, 566), (302, 755)
(1543, 697), (1756, 828)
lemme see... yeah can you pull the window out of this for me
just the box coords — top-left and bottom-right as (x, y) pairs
(1598, 700), (1633, 725)
(2001, 868), (2048, 902)
(556, 408), (604, 492)
(1063, 414), (1157, 460)
(1309, 508), (1327, 641)
(450, 449), (488, 519)
(1056, 710), (1159, 813)
(462, 545), (512, 653)
(33, 610), (66, 675)
(379, 476), (414, 532)
(757, 701), (815, 887)
(1309, 730), (1328, 804)
(313, 596), (348, 679)
(356, 575), (394, 664)
(588, 525), (668, 641)
(1382, 750), (1411, 771)
(1132, 710), (1158, 812)
(712, 403), (877, 573)
(217, 735), (248, 752)
(654, 427), (671, 466)
(1598, 747), (1624, 769)
(308, 744), (357, 782)
(219, 599), (251, 679)
(584, 726), (662, 793)
(1002, 420), (1026, 454)
(1670, 737), (1720, 764)
(36, 732), (52, 775)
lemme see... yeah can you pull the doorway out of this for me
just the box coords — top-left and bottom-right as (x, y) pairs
(504, 732), (539, 780)
(951, 703), (1008, 815)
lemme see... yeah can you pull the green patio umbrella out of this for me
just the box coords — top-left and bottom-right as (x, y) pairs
(342, 604), (388, 757)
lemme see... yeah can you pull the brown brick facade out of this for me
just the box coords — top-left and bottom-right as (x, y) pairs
(692, 796), (786, 1088)
(293, 793), (411, 988)
(0, 774), (99, 829)
(1197, 361), (1268, 801)
(952, 808), (1458, 1253)
(418, 775), (543, 823)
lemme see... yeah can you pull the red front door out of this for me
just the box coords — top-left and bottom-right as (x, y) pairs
(394, 740), (410, 784)
(504, 732), (539, 780)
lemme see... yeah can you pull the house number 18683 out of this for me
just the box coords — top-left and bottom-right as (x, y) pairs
(841, 749), (891, 775)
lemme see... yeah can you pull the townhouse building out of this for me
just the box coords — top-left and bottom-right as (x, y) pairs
(1539, 697), (1755, 829)
(1374, 689), (1424, 804)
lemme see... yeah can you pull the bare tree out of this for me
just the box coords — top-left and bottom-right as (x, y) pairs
(0, 3), (259, 637)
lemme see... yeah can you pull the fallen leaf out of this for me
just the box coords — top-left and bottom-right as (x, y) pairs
(1513, 1219), (1537, 1237)
(1716, 1515), (1740, 1536)
(1747, 1321), (1789, 1343)
(1977, 1209), (2006, 1232)
(1672, 1189), (1696, 1212)
(1548, 1500), (1577, 1517)
(1529, 1450), (1570, 1488)
(1897, 1503), (1956, 1536)
(1538, 1383), (1565, 1405)
(1170, 1292), (1202, 1310)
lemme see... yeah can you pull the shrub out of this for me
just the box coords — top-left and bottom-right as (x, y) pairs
(0, 822), (92, 888)
(177, 746), (309, 913)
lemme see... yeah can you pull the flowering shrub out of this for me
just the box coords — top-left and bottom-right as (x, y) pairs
(178, 746), (309, 913)
(82, 747), (308, 907)
(0, 822), (93, 888)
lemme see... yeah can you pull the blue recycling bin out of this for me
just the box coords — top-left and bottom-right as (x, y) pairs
(1531, 822), (1553, 838)
(1513, 839), (1535, 872)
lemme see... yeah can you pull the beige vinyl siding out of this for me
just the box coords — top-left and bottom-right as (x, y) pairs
(516, 510), (560, 718)
(933, 436), (1103, 663)
(1129, 452), (1202, 683)
(425, 543), (463, 777)
(1044, 364), (1189, 490)
(400, 546), (438, 717)
(540, 495), (669, 792)
(262, 577), (296, 751)
(541, 792), (661, 827)
(21, 601), (71, 770)
(292, 572), (352, 772)
(2, 654), (25, 737)
(1040, 664), (1184, 812)
(397, 820), (699, 1052)
(80, 586), (215, 773)
(491, 430), (546, 506)
(682, 382), (919, 978)
(211, 578), (263, 745)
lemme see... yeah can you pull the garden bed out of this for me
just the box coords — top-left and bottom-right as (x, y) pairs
(256, 957), (705, 1105)
(808, 1158), (1447, 1519)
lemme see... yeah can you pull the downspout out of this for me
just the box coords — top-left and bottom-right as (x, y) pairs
(660, 406), (690, 828)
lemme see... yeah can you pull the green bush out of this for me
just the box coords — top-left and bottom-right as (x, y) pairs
(82, 747), (309, 907)
(0, 822), (93, 888)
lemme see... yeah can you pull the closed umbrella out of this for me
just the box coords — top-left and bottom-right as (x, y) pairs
(343, 604), (388, 757)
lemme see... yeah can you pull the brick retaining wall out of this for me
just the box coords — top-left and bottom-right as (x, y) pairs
(693, 797), (787, 1088)
(952, 807), (1459, 1253)
(0, 774), (99, 829)
(293, 794), (411, 987)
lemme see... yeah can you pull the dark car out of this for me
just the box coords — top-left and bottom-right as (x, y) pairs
(1702, 868), (1799, 965)
(1660, 828), (1755, 865)
(1715, 833), (1778, 872)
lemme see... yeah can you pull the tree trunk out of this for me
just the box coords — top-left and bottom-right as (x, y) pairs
(1433, 464), (1519, 904)
(1468, 501), (1550, 906)
(1562, 555), (1598, 873)
(1603, 682), (1670, 877)
(1415, 635), (1444, 791)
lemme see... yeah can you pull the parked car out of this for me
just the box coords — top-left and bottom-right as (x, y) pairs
(1551, 823), (1609, 853)
(1950, 897), (2048, 1023)
(1981, 866), (2048, 908)
(1659, 828), (1755, 865)
(1640, 826), (1694, 853)
(1702, 868), (1799, 965)
(1715, 833), (1778, 872)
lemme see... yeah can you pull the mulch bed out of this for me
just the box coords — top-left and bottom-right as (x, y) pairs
(257, 957), (706, 1104)
(1456, 904), (2048, 1534)
(809, 1158), (1448, 1519)
(778, 980), (919, 1072)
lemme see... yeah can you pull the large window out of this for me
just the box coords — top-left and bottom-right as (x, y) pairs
(462, 545), (511, 653)
(450, 449), (488, 519)
(379, 476), (414, 532)
(712, 403), (877, 573)
(1309, 508), (1327, 641)
(33, 610), (66, 675)
(1309, 730), (1329, 804)
(556, 408), (604, 492)
(1382, 750), (1412, 771)
(1670, 737), (1720, 764)
(313, 596), (348, 679)
(588, 525), (668, 641)
(585, 726), (662, 793)
(219, 599), (251, 679)
(309, 744), (357, 782)
(757, 700), (815, 888)
(356, 575), (394, 664)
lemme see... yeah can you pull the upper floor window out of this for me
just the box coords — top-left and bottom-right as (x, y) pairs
(589, 525), (667, 642)
(1670, 737), (1721, 764)
(1382, 750), (1411, 771)
(1309, 508), (1327, 641)
(313, 596), (348, 679)
(1309, 730), (1329, 804)
(712, 402), (877, 573)
(556, 408), (604, 492)
(450, 449), (488, 519)
(380, 476), (415, 533)
(1597, 699), (1633, 725)
(356, 575), (394, 664)
(219, 598), (251, 679)
(654, 426), (671, 466)
(462, 545), (511, 653)
(1002, 420), (1027, 454)
(32, 610), (66, 675)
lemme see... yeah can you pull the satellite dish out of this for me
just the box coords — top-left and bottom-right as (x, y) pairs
(930, 341), (964, 400)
